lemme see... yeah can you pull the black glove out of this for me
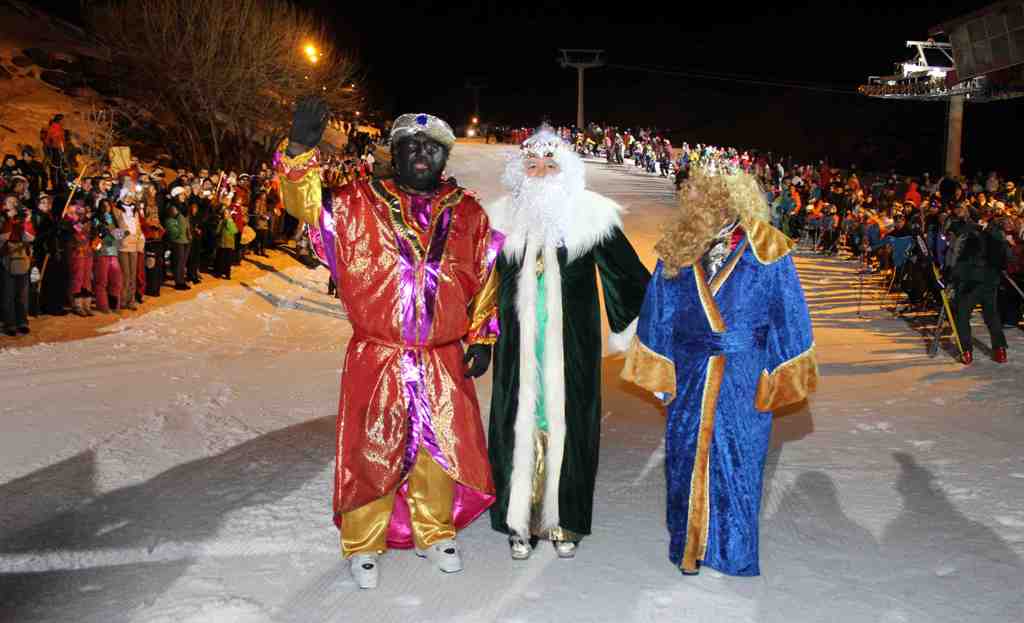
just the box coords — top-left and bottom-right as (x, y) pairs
(287, 96), (330, 156)
(463, 344), (492, 379)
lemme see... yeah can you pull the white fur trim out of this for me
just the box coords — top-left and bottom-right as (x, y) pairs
(607, 317), (638, 355)
(506, 237), (539, 537)
(540, 242), (566, 531)
(505, 240), (567, 536)
(485, 190), (624, 263)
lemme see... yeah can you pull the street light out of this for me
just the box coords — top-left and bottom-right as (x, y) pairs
(471, 117), (479, 125)
(304, 43), (319, 64)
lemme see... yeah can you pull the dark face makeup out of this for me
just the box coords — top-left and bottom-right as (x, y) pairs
(392, 134), (448, 192)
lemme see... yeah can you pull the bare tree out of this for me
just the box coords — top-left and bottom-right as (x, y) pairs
(76, 103), (123, 171)
(87, 0), (361, 170)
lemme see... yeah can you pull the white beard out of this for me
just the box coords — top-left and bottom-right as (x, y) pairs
(503, 175), (575, 259)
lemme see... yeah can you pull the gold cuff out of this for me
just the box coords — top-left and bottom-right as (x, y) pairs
(621, 336), (676, 402)
(754, 345), (819, 412)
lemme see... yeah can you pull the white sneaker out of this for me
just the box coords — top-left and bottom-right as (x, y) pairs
(350, 553), (379, 589)
(509, 534), (532, 560)
(416, 538), (463, 573)
(553, 540), (577, 559)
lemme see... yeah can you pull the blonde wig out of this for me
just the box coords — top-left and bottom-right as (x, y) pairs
(656, 168), (770, 278)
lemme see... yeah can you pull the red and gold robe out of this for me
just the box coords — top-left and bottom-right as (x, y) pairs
(275, 146), (502, 548)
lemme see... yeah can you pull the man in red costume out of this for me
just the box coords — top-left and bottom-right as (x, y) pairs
(275, 99), (502, 589)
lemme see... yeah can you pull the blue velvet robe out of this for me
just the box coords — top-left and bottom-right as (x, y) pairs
(622, 221), (818, 576)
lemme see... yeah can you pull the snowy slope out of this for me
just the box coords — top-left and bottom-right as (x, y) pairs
(1, 143), (1023, 623)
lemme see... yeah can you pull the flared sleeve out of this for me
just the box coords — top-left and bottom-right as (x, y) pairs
(465, 213), (505, 346)
(621, 261), (677, 403)
(754, 255), (819, 412)
(273, 140), (323, 227)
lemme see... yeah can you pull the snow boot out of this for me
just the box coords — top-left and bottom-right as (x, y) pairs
(349, 553), (379, 589)
(416, 538), (463, 573)
(553, 540), (577, 559)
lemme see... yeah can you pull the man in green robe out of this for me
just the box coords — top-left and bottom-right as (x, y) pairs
(485, 127), (650, 559)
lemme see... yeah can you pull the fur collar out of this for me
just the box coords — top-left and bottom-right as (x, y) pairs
(485, 190), (624, 262)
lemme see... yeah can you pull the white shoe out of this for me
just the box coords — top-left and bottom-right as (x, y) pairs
(350, 553), (379, 589)
(509, 534), (532, 560)
(553, 540), (577, 559)
(416, 538), (463, 573)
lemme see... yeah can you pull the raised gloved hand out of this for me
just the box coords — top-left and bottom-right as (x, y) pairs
(287, 96), (330, 156)
(463, 344), (492, 379)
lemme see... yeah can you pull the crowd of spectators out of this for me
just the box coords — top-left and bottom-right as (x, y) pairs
(0, 114), (381, 337)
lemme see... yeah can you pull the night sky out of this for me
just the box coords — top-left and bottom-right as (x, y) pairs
(40, 0), (1023, 175)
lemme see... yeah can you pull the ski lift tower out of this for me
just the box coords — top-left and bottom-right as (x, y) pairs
(559, 49), (605, 128)
(859, 2), (1024, 177)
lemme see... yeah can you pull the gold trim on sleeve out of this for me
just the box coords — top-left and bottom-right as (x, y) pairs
(466, 264), (499, 345)
(621, 336), (677, 401)
(754, 345), (819, 412)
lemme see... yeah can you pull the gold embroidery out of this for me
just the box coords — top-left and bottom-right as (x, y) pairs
(754, 345), (819, 412)
(621, 337), (676, 401)
(370, 180), (423, 258)
(682, 354), (726, 573)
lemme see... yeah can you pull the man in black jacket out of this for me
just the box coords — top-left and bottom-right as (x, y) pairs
(950, 214), (1010, 365)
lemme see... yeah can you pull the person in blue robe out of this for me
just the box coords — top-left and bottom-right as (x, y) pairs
(622, 167), (818, 577)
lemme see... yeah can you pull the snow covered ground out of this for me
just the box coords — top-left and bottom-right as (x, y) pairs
(2, 143), (1023, 623)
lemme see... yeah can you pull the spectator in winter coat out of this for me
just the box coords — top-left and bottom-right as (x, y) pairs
(30, 193), (68, 317)
(114, 190), (145, 309)
(215, 207), (237, 279)
(163, 197), (191, 291)
(187, 202), (204, 284)
(903, 181), (922, 208)
(0, 194), (36, 335)
(93, 199), (124, 314)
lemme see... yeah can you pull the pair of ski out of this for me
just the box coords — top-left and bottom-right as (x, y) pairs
(927, 264), (964, 359)
(929, 268), (1024, 358)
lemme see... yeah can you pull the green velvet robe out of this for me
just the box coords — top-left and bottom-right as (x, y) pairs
(488, 226), (650, 537)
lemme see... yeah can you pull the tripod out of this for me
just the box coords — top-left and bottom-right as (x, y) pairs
(856, 245), (869, 317)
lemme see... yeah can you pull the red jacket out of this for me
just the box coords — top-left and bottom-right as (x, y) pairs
(904, 183), (922, 207)
(45, 122), (65, 150)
